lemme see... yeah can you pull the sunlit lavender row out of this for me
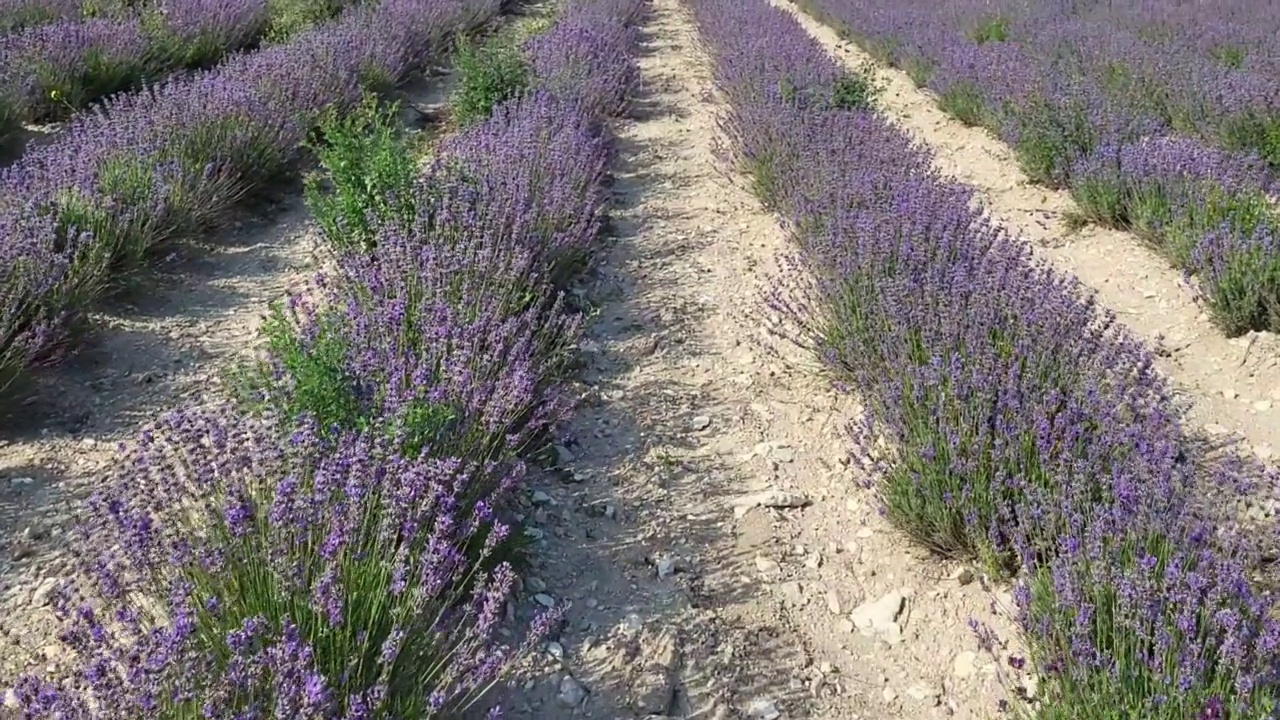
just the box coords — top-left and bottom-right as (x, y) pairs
(5, 0), (644, 715)
(795, 0), (1280, 338)
(0, 0), (373, 153)
(688, 0), (1280, 716)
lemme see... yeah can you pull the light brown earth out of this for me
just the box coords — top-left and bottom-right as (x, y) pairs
(779, 0), (1280, 465)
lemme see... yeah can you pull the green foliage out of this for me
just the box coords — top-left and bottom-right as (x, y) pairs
(304, 94), (420, 253)
(938, 81), (988, 127)
(450, 33), (529, 126)
(1218, 111), (1280, 173)
(265, 0), (347, 43)
(968, 14), (1009, 44)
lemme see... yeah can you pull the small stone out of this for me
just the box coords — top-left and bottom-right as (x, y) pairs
(755, 556), (781, 575)
(951, 566), (975, 585)
(9, 476), (34, 486)
(953, 651), (979, 679)
(557, 675), (588, 708)
(31, 578), (58, 607)
(835, 618), (855, 633)
(533, 593), (555, 608)
(527, 576), (548, 593)
(778, 581), (803, 605)
(851, 590), (905, 638)
(1254, 400), (1274, 412)
(3, 687), (19, 709)
(553, 445), (575, 465)
(732, 489), (811, 518)
(855, 527), (874, 538)
(690, 416), (712, 431)
(656, 556), (677, 579)
(804, 553), (822, 570)
(906, 684), (939, 705)
(746, 698), (781, 719)
(771, 447), (796, 463)
(546, 641), (565, 661)
(1223, 388), (1238, 400)
(882, 686), (898, 703)
(622, 613), (644, 632)
(825, 588), (843, 615)
(531, 490), (554, 505)
(1256, 444), (1275, 461)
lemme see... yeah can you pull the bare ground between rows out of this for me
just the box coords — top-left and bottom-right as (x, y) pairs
(0, 71), (460, 700)
(777, 0), (1280, 468)
(490, 2), (1026, 718)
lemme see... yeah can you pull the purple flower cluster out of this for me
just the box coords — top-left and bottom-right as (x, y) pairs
(0, 0), (500, 397)
(0, 0), (83, 33)
(8, 0), (644, 716)
(794, 0), (1280, 337)
(0, 0), (272, 139)
(688, 0), (1280, 716)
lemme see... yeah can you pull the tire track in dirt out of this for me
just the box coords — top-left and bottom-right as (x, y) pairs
(495, 1), (1025, 717)
(780, 0), (1280, 465)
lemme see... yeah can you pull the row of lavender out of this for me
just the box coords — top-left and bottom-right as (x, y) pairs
(795, 0), (1280, 338)
(0, 0), (86, 32)
(0, 0), (361, 152)
(688, 0), (1280, 716)
(0, 0), (497, 397)
(7, 0), (643, 715)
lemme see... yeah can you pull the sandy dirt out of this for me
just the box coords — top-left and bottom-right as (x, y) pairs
(493, 0), (1029, 717)
(779, 0), (1280, 465)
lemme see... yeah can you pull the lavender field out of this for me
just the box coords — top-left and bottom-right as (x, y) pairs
(2, 0), (1280, 717)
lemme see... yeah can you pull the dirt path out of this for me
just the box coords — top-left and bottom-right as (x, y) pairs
(778, 0), (1280, 463)
(495, 1), (1026, 717)
(0, 193), (322, 700)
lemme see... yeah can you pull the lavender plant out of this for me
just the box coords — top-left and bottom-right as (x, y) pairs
(796, 0), (1280, 335)
(0, 0), (500, 400)
(303, 92), (420, 253)
(11, 407), (546, 718)
(449, 32), (529, 127)
(688, 0), (1280, 716)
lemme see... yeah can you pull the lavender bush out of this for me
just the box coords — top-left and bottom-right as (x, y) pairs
(688, 0), (1280, 715)
(0, 0), (501, 398)
(11, 407), (542, 718)
(10, 0), (644, 716)
(0, 0), (362, 141)
(794, 0), (1280, 337)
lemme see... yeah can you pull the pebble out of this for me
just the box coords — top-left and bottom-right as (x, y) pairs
(31, 578), (58, 607)
(951, 566), (975, 585)
(855, 527), (874, 538)
(3, 687), (17, 709)
(9, 476), (34, 486)
(553, 445), (575, 465)
(754, 556), (781, 574)
(882, 686), (898, 702)
(546, 641), (565, 661)
(746, 699), (781, 719)
(851, 590), (905, 643)
(691, 416), (712, 431)
(825, 587), (843, 615)
(1255, 400), (1274, 412)
(953, 651), (979, 679)
(526, 576), (547, 593)
(557, 675), (588, 708)
(778, 581), (803, 605)
(1223, 388), (1238, 400)
(533, 593), (556, 608)
(732, 489), (810, 518)
(656, 556), (677, 579)
(531, 490), (554, 505)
